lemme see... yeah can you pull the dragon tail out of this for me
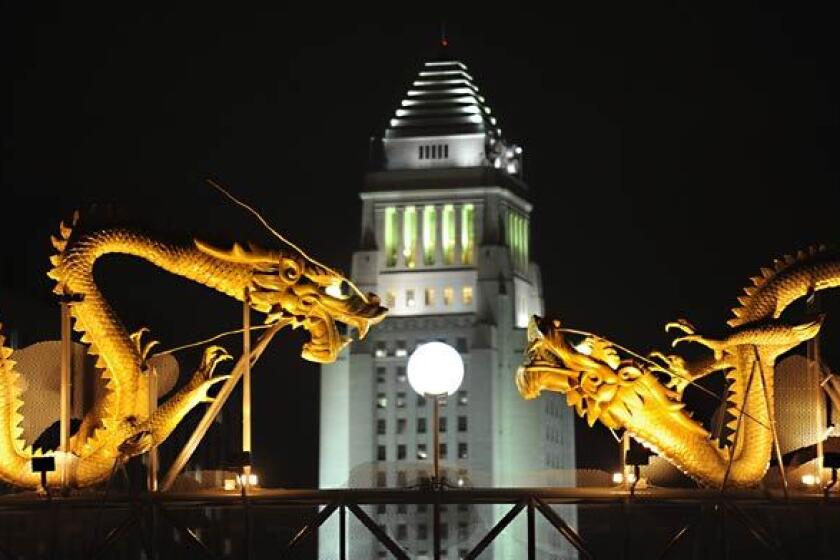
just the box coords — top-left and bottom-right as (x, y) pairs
(0, 323), (40, 487)
(729, 245), (840, 327)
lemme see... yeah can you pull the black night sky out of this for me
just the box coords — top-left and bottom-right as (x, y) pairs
(3, 5), (839, 488)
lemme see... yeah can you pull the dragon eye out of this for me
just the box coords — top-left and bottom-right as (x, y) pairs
(281, 258), (301, 281)
(326, 280), (351, 299)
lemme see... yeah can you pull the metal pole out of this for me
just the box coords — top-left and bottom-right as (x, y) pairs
(159, 322), (285, 491)
(621, 431), (630, 487)
(147, 366), (159, 493)
(432, 394), (441, 560)
(432, 395), (440, 483)
(752, 346), (788, 498)
(59, 298), (72, 489)
(242, 289), (252, 481)
(433, 495), (441, 560)
(807, 290), (824, 485)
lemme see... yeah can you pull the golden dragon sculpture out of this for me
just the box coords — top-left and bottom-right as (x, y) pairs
(516, 246), (840, 488)
(0, 213), (386, 489)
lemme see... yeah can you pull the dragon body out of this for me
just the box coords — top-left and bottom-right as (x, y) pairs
(0, 217), (385, 489)
(517, 246), (840, 488)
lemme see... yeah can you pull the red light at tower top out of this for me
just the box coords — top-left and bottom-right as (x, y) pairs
(441, 38), (449, 48)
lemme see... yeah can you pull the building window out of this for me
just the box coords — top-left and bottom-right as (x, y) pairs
(444, 144), (449, 158)
(461, 204), (474, 264)
(403, 206), (417, 268)
(397, 524), (407, 540)
(396, 392), (406, 408)
(458, 522), (469, 540)
(384, 207), (398, 267)
(397, 503), (407, 514)
(456, 337), (468, 353)
(377, 419), (386, 435)
(417, 395), (427, 407)
(443, 287), (454, 306)
(397, 471), (407, 487)
(423, 206), (436, 265)
(395, 340), (408, 357)
(417, 443), (428, 459)
(384, 291), (396, 309)
(397, 444), (406, 460)
(425, 288), (435, 306)
(375, 340), (387, 358)
(442, 204), (455, 264)
(458, 443), (468, 460)
(377, 504), (387, 514)
(376, 366), (386, 384)
(377, 446), (386, 461)
(439, 417), (447, 433)
(376, 393), (387, 409)
(396, 366), (406, 382)
(418, 145), (424, 160)
(462, 286), (473, 305)
(458, 416), (467, 432)
(440, 523), (449, 540)
(439, 443), (447, 458)
(396, 418), (406, 434)
(418, 523), (428, 540)
(376, 470), (386, 487)
(417, 417), (427, 433)
(458, 391), (468, 406)
(418, 503), (428, 513)
(406, 289), (416, 307)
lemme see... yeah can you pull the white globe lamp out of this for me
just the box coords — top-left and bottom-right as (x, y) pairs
(407, 341), (464, 397)
(406, 342), (464, 493)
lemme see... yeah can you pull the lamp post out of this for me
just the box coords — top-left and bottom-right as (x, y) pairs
(407, 341), (464, 560)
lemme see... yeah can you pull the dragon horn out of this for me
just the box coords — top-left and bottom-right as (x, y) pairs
(194, 240), (279, 265)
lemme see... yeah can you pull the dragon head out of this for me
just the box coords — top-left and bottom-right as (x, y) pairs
(516, 315), (691, 431)
(196, 240), (387, 363)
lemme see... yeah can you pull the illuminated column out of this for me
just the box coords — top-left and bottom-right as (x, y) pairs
(422, 205), (437, 266)
(505, 209), (513, 266)
(517, 215), (525, 272)
(395, 207), (404, 267)
(401, 206), (417, 268)
(523, 217), (530, 268)
(435, 205), (444, 265)
(453, 203), (463, 266)
(383, 207), (398, 268)
(413, 206), (422, 269)
(461, 204), (475, 265)
(442, 204), (455, 265)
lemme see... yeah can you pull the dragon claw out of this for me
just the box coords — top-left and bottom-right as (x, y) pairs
(198, 346), (233, 377)
(665, 319), (696, 335)
(515, 367), (543, 400)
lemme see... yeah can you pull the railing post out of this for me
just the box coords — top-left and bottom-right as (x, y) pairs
(339, 503), (346, 560)
(527, 498), (536, 560)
